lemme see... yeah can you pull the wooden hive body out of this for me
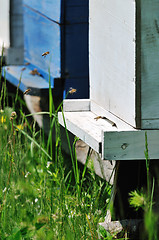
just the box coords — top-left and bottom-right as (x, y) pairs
(90, 0), (159, 129)
(3, 0), (89, 99)
(59, 0), (159, 160)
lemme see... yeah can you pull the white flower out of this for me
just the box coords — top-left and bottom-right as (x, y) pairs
(3, 187), (7, 193)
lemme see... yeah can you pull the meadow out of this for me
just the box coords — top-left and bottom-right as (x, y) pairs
(0, 50), (159, 240)
(0, 55), (113, 239)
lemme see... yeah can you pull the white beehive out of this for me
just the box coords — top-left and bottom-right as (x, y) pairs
(58, 0), (159, 160)
(0, 0), (10, 49)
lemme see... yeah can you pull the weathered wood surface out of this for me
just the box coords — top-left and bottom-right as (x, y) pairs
(58, 110), (134, 154)
(59, 104), (159, 160)
(58, 111), (104, 153)
(24, 6), (61, 81)
(3, 66), (52, 92)
(140, 0), (159, 129)
(89, 0), (136, 127)
(23, 0), (88, 24)
(16, 1), (88, 99)
(63, 99), (90, 112)
(89, 0), (159, 129)
(58, 106), (135, 158)
(103, 130), (159, 160)
(23, 0), (61, 22)
(90, 101), (135, 129)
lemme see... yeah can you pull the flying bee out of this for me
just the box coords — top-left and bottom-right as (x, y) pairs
(23, 88), (31, 95)
(42, 51), (50, 57)
(69, 88), (77, 94)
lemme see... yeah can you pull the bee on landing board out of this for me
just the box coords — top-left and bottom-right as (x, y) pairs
(42, 51), (50, 57)
(29, 68), (41, 76)
(25, 62), (30, 66)
(94, 116), (117, 127)
(23, 88), (31, 95)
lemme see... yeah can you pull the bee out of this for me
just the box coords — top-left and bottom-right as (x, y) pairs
(23, 88), (31, 95)
(29, 68), (41, 76)
(21, 67), (26, 71)
(69, 88), (77, 94)
(42, 51), (50, 57)
(94, 116), (117, 127)
(25, 62), (30, 66)
(94, 116), (102, 121)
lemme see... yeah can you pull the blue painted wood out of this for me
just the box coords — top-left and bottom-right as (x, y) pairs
(63, 0), (89, 98)
(64, 22), (89, 98)
(24, 6), (61, 82)
(23, 0), (61, 23)
(65, 23), (88, 78)
(3, 66), (53, 92)
(23, 0), (88, 24)
(65, 0), (88, 23)
(4, 0), (89, 99)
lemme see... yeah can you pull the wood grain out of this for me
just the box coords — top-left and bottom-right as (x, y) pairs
(24, 6), (61, 82)
(89, 0), (136, 127)
(140, 0), (159, 129)
(103, 130), (159, 160)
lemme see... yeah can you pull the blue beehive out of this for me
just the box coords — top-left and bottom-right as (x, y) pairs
(3, 0), (89, 99)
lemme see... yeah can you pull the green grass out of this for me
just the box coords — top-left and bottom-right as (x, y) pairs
(0, 65), (111, 239)
(1, 51), (159, 240)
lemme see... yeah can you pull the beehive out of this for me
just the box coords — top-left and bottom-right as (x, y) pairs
(59, 0), (159, 160)
(3, 0), (89, 98)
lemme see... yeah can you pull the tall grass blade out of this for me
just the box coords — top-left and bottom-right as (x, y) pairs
(14, 124), (52, 160)
(14, 74), (22, 108)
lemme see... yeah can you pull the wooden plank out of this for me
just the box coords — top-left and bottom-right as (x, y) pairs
(63, 22), (89, 99)
(10, 0), (23, 48)
(65, 0), (88, 23)
(63, 99), (90, 112)
(58, 110), (134, 153)
(89, 0), (136, 127)
(6, 47), (24, 65)
(142, 119), (159, 129)
(91, 100), (135, 130)
(58, 111), (103, 152)
(140, 0), (159, 129)
(23, 0), (61, 23)
(103, 130), (159, 160)
(24, 0), (88, 24)
(64, 23), (89, 79)
(3, 66), (53, 92)
(24, 6), (61, 81)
